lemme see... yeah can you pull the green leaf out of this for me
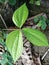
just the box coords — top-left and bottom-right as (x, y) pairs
(29, 0), (34, 4)
(41, 16), (47, 22)
(35, 0), (40, 5)
(8, 0), (16, 5)
(0, 0), (5, 3)
(6, 30), (23, 62)
(37, 20), (47, 30)
(0, 53), (8, 65)
(29, 0), (40, 5)
(12, 3), (28, 28)
(41, 21), (47, 30)
(37, 21), (42, 27)
(22, 28), (49, 46)
(34, 17), (39, 23)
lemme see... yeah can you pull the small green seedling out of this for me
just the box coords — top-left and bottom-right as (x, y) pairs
(34, 15), (47, 30)
(6, 3), (49, 63)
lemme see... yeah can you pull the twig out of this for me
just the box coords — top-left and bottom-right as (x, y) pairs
(42, 49), (49, 60)
(0, 14), (8, 29)
(2, 29), (16, 31)
(27, 13), (44, 21)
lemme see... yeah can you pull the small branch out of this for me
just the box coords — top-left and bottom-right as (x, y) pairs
(0, 14), (8, 29)
(42, 49), (49, 60)
(27, 13), (44, 21)
(2, 29), (16, 31)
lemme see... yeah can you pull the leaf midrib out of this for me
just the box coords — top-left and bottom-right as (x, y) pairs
(11, 31), (19, 58)
(23, 30), (48, 45)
